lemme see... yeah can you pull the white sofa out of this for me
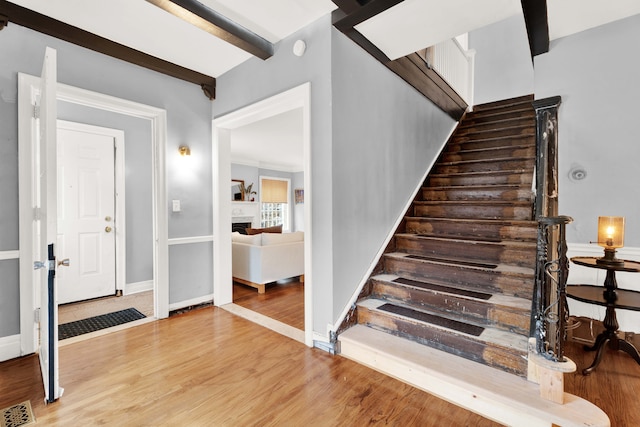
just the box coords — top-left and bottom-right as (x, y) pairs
(231, 231), (304, 293)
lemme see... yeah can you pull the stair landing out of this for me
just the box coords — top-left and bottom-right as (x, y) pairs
(339, 325), (609, 427)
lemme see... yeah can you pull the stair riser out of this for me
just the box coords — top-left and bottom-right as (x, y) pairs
(428, 173), (533, 187)
(394, 237), (536, 269)
(404, 219), (537, 242)
(434, 159), (534, 174)
(441, 146), (535, 162)
(422, 188), (533, 202)
(371, 281), (531, 335)
(358, 307), (528, 376)
(453, 126), (535, 142)
(383, 256), (534, 298)
(414, 204), (533, 221)
(462, 109), (534, 126)
(457, 118), (535, 135)
(472, 96), (534, 113)
(448, 136), (534, 152)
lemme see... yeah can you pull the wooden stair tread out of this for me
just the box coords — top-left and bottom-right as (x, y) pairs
(414, 200), (533, 207)
(444, 143), (534, 154)
(437, 156), (534, 166)
(395, 233), (537, 249)
(428, 169), (533, 178)
(450, 134), (534, 146)
(358, 298), (528, 351)
(384, 252), (534, 276)
(339, 325), (610, 427)
(372, 274), (532, 310)
(423, 184), (528, 191)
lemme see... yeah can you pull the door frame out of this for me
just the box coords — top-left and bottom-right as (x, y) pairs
(56, 120), (126, 300)
(18, 74), (169, 355)
(212, 82), (313, 346)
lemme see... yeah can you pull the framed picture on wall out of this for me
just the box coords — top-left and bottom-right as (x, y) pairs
(294, 188), (304, 204)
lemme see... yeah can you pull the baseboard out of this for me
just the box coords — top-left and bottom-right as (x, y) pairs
(169, 294), (214, 312)
(124, 280), (153, 295)
(0, 334), (21, 362)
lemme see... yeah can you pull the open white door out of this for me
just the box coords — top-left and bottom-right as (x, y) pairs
(34, 47), (63, 403)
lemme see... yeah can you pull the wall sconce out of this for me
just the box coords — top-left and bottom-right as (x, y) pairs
(596, 216), (625, 266)
(179, 145), (191, 156)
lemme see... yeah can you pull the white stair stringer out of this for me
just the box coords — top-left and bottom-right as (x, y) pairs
(339, 325), (609, 427)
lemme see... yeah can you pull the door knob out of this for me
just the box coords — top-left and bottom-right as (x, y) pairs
(105, 226), (113, 233)
(57, 258), (70, 267)
(105, 216), (112, 222)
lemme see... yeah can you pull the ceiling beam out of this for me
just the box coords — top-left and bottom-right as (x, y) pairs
(521, 0), (549, 57)
(146, 0), (273, 60)
(0, 0), (216, 99)
(333, 0), (404, 30)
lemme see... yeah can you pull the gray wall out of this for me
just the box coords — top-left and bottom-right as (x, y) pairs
(213, 15), (334, 333)
(58, 102), (153, 284)
(0, 260), (19, 336)
(215, 16), (455, 334)
(0, 23), (213, 338)
(330, 28), (456, 320)
(534, 14), (640, 247)
(469, 14), (534, 105)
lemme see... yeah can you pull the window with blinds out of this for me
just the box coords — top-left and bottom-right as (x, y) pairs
(260, 177), (290, 230)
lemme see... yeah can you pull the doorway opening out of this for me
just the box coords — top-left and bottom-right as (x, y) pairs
(213, 83), (313, 346)
(18, 74), (169, 355)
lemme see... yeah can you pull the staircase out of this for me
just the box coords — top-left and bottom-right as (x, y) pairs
(351, 95), (539, 377)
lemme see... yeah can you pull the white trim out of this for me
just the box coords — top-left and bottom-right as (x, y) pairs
(213, 82), (313, 346)
(124, 280), (154, 295)
(168, 294), (213, 311)
(0, 250), (19, 261)
(221, 303), (305, 343)
(56, 120), (127, 294)
(18, 73), (169, 356)
(0, 334), (21, 362)
(331, 122), (458, 334)
(167, 235), (214, 245)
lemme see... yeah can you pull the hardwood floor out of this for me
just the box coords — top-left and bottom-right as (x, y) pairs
(2, 282), (638, 426)
(233, 279), (304, 330)
(1, 307), (500, 426)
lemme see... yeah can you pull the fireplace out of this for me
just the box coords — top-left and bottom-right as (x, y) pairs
(232, 222), (251, 234)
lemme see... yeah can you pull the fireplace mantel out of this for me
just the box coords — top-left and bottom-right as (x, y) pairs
(231, 202), (259, 227)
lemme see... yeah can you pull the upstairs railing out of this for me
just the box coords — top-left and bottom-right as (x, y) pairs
(531, 96), (572, 362)
(418, 37), (475, 107)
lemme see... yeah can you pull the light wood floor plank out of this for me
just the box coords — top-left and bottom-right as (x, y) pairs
(0, 307), (499, 426)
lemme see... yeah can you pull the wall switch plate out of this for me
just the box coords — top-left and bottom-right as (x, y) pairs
(172, 200), (181, 212)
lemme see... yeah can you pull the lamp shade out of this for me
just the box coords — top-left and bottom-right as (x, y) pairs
(597, 216), (625, 248)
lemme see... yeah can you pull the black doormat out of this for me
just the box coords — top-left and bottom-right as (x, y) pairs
(59, 308), (146, 340)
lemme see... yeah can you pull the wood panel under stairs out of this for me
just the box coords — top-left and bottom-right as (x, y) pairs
(346, 94), (539, 377)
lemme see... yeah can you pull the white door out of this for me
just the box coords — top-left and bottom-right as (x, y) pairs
(34, 46), (63, 403)
(57, 126), (116, 304)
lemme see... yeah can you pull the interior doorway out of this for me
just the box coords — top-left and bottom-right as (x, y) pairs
(213, 83), (313, 346)
(18, 73), (170, 356)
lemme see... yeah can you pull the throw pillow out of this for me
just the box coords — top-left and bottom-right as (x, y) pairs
(246, 225), (283, 235)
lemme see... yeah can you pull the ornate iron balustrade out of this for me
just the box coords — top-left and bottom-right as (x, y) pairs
(531, 96), (572, 362)
(535, 215), (573, 362)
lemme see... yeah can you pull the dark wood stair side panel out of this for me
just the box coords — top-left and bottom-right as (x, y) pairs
(404, 218), (537, 242)
(394, 235), (536, 269)
(382, 255), (534, 298)
(358, 305), (528, 376)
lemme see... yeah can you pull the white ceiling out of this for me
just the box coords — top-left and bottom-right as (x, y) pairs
(11, 0), (640, 170)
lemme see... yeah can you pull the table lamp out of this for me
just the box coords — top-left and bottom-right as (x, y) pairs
(596, 216), (625, 266)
